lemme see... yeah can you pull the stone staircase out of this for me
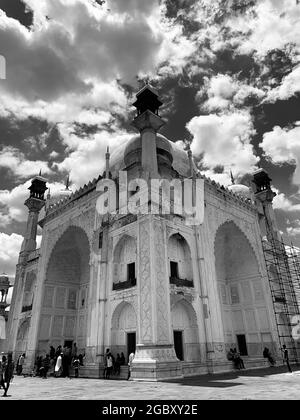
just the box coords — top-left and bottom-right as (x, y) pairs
(71, 365), (129, 380)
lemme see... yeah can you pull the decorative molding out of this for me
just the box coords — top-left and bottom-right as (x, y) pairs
(154, 220), (169, 344)
(139, 220), (152, 342)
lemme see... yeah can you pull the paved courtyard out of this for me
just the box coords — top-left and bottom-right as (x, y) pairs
(1, 365), (300, 400)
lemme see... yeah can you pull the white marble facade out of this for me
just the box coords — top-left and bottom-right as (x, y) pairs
(6, 87), (280, 380)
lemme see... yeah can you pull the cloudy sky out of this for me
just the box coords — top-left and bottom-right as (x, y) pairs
(0, 0), (300, 280)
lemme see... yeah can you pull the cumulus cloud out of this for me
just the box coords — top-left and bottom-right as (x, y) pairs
(187, 112), (259, 177)
(0, 181), (32, 225)
(197, 74), (265, 112)
(224, 0), (300, 56)
(286, 219), (300, 237)
(108, 0), (158, 15)
(0, 180), (67, 227)
(0, 232), (23, 277)
(266, 65), (300, 102)
(273, 189), (300, 212)
(56, 127), (132, 186)
(260, 124), (300, 186)
(0, 146), (52, 179)
(201, 169), (232, 187)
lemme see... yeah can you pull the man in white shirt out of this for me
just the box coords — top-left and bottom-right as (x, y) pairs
(127, 352), (135, 380)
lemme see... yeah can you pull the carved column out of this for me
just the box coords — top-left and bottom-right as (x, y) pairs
(132, 215), (182, 380)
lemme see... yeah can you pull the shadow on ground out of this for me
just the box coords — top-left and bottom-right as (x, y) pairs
(163, 365), (300, 388)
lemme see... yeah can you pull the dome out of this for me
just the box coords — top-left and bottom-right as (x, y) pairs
(228, 184), (251, 199)
(124, 133), (173, 156)
(109, 133), (191, 177)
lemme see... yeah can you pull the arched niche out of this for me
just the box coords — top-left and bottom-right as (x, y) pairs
(111, 301), (137, 360)
(16, 318), (30, 354)
(168, 233), (193, 287)
(214, 221), (273, 357)
(113, 235), (137, 290)
(171, 299), (200, 361)
(22, 271), (36, 312)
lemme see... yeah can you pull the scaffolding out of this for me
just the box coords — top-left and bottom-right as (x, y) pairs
(262, 236), (300, 363)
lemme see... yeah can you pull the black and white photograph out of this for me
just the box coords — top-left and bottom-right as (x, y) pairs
(0, 0), (300, 406)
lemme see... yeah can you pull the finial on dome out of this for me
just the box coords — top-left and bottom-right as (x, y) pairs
(230, 170), (235, 185)
(39, 169), (42, 176)
(65, 174), (70, 190)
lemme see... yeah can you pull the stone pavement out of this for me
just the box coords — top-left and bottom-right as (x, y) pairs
(1, 365), (300, 400)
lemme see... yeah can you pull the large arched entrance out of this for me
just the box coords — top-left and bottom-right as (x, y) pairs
(215, 221), (274, 357)
(171, 299), (200, 361)
(37, 226), (90, 355)
(111, 302), (137, 362)
(16, 318), (30, 355)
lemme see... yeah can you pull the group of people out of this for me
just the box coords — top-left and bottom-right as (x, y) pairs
(103, 350), (126, 379)
(103, 349), (135, 380)
(227, 345), (293, 373)
(34, 343), (85, 379)
(227, 348), (245, 370)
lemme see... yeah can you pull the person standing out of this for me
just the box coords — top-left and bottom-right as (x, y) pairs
(1, 353), (15, 397)
(72, 356), (80, 378)
(49, 346), (55, 361)
(62, 346), (71, 378)
(103, 348), (110, 378)
(127, 352), (135, 380)
(18, 353), (25, 375)
(16, 353), (25, 375)
(106, 352), (113, 379)
(41, 354), (50, 379)
(35, 356), (43, 377)
(72, 342), (78, 359)
(54, 353), (63, 377)
(114, 354), (121, 375)
(282, 345), (292, 373)
(55, 345), (62, 360)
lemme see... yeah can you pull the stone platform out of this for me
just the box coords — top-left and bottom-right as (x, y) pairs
(2, 365), (299, 400)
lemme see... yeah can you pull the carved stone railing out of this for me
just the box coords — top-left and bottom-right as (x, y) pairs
(21, 304), (33, 313)
(274, 294), (286, 304)
(113, 278), (137, 291)
(27, 249), (40, 262)
(169, 277), (193, 288)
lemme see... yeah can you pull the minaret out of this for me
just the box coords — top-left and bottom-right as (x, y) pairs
(20, 174), (48, 255)
(105, 146), (110, 179)
(60, 175), (72, 198)
(184, 141), (194, 178)
(252, 168), (280, 241)
(131, 84), (165, 178)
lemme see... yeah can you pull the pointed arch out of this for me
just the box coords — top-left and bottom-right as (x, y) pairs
(214, 220), (273, 357)
(113, 234), (137, 288)
(171, 298), (200, 361)
(111, 301), (137, 359)
(38, 225), (90, 353)
(168, 233), (193, 284)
